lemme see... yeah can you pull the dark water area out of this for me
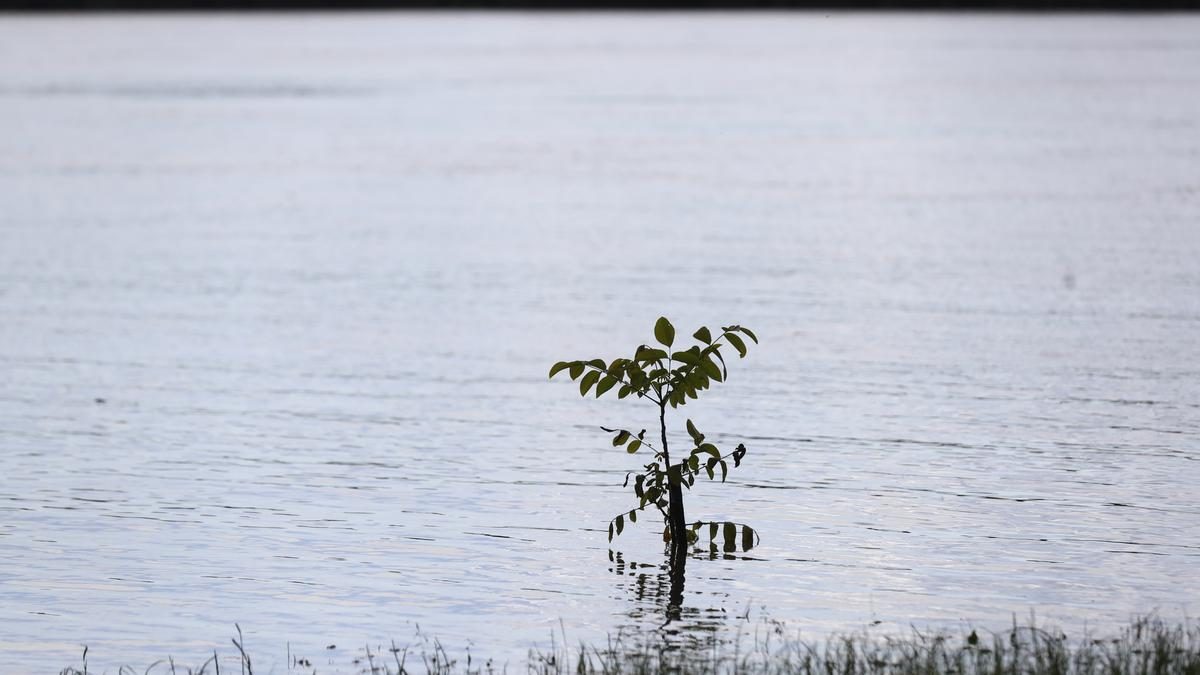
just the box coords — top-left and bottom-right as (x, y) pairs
(4, 1), (1200, 13)
(1, 11), (1198, 674)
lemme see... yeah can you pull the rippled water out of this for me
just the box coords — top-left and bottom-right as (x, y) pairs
(1, 11), (1198, 672)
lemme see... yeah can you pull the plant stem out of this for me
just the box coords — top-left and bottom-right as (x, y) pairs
(659, 403), (687, 551)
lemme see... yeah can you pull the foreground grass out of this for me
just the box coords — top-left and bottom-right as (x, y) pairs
(60, 617), (1200, 675)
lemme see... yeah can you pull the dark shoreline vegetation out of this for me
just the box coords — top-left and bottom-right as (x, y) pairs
(58, 617), (1200, 675)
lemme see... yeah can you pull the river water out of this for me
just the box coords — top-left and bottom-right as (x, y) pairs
(1, 11), (1198, 673)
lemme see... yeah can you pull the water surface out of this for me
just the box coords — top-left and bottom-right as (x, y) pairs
(1, 11), (1198, 672)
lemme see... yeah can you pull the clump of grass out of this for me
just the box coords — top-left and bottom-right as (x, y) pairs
(528, 617), (1199, 675)
(60, 617), (1200, 675)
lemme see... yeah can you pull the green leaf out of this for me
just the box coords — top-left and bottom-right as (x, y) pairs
(595, 375), (618, 398)
(688, 455), (700, 472)
(626, 440), (642, 454)
(711, 349), (728, 379)
(742, 524), (756, 551)
(696, 443), (720, 459)
(738, 326), (759, 344)
(568, 362), (584, 380)
(654, 317), (675, 348)
(723, 522), (737, 552)
(686, 419), (703, 444)
(549, 361), (571, 379)
(693, 326), (712, 344)
(612, 430), (631, 446)
(672, 350), (700, 366)
(615, 514), (625, 536)
(725, 332), (748, 358)
(587, 358), (606, 371)
(629, 509), (637, 524)
(617, 385), (632, 399)
(608, 522), (614, 542)
(579, 370), (600, 396)
(719, 459), (728, 482)
(635, 346), (668, 363)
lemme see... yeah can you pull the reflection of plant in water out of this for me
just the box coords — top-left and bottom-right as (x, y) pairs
(607, 549), (734, 629)
(549, 318), (760, 560)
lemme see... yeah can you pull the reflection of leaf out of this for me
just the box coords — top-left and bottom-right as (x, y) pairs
(723, 522), (737, 552)
(742, 525), (756, 551)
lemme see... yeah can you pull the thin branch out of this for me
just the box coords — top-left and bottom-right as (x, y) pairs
(607, 499), (668, 529)
(600, 426), (660, 456)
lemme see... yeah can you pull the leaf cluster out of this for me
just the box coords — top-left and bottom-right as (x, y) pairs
(549, 317), (761, 553)
(548, 318), (758, 409)
(605, 430), (751, 544)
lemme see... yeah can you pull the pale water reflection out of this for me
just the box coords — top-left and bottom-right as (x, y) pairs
(1, 11), (1198, 673)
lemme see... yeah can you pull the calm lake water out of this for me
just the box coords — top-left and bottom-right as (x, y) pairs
(1, 11), (1198, 672)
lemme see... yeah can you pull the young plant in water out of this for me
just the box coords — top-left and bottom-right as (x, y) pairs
(549, 318), (759, 556)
